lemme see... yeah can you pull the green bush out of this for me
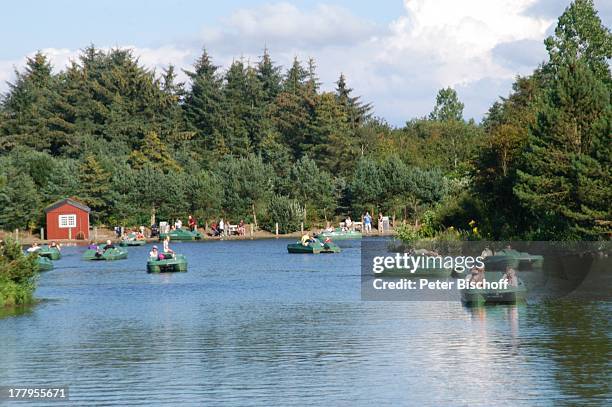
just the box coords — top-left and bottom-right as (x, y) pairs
(261, 195), (305, 234)
(0, 238), (39, 307)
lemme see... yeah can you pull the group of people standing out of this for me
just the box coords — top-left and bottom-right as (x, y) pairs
(210, 218), (247, 237)
(339, 212), (385, 234)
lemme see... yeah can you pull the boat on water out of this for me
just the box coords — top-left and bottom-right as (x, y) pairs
(37, 246), (61, 260)
(287, 240), (341, 254)
(159, 228), (203, 241)
(460, 271), (527, 306)
(82, 245), (128, 261)
(37, 256), (54, 271)
(147, 253), (188, 273)
(119, 237), (146, 246)
(316, 228), (362, 240)
(483, 248), (543, 270)
(120, 239), (146, 246)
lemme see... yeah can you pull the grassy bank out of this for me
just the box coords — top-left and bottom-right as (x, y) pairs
(0, 238), (39, 308)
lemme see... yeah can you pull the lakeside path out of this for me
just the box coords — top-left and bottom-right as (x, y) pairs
(2, 227), (395, 245)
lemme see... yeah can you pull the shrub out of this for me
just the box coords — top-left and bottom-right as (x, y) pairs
(261, 195), (305, 234)
(0, 238), (39, 307)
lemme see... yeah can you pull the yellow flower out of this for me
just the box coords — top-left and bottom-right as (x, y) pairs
(472, 227), (479, 234)
(469, 220), (476, 227)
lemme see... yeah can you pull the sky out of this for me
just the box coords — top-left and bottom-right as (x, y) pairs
(1, 0), (610, 126)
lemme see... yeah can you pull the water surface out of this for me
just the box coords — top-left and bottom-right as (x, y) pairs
(1, 239), (610, 406)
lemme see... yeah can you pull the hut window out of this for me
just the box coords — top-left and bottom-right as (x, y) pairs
(59, 214), (77, 228)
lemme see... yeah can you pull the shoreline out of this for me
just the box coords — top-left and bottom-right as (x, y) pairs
(2, 228), (396, 246)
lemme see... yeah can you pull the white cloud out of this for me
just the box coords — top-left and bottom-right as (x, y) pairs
(380, 0), (551, 87)
(1, 0), (572, 124)
(199, 2), (379, 51)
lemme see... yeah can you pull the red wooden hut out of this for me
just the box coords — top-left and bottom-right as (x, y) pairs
(44, 198), (91, 240)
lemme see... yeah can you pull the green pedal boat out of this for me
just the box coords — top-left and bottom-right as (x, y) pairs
(82, 246), (128, 261)
(38, 246), (62, 260)
(316, 228), (362, 240)
(119, 239), (146, 246)
(159, 228), (203, 241)
(37, 256), (54, 271)
(147, 253), (188, 273)
(460, 272), (527, 306)
(287, 241), (341, 254)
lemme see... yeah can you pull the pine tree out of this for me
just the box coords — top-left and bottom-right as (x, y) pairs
(307, 92), (353, 175)
(283, 57), (308, 95)
(289, 156), (336, 220)
(256, 49), (282, 102)
(1, 52), (57, 152)
(335, 73), (372, 127)
(183, 49), (227, 153)
(223, 60), (252, 155)
(129, 131), (181, 171)
(0, 171), (41, 230)
(162, 64), (184, 98)
(515, 60), (611, 239)
(349, 157), (383, 214)
(305, 58), (321, 95)
(77, 154), (112, 223)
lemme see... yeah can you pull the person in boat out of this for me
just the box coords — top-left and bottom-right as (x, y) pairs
(27, 243), (41, 253)
(93, 240), (114, 258)
(237, 220), (246, 236)
(149, 246), (161, 260)
(481, 246), (493, 258)
(136, 231), (145, 240)
(50, 241), (61, 251)
(87, 241), (98, 250)
(364, 212), (372, 234)
(163, 236), (173, 254)
(301, 233), (311, 246)
(502, 267), (518, 287)
(188, 215), (197, 232)
(150, 223), (159, 237)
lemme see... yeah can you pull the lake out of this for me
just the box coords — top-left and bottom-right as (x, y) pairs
(1, 239), (610, 406)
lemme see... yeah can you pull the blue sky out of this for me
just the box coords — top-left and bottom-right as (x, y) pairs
(1, 0), (610, 125)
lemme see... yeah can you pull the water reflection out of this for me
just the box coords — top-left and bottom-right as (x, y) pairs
(532, 300), (611, 403)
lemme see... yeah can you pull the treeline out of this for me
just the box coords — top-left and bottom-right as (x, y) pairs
(0, 44), (479, 231)
(0, 0), (610, 240)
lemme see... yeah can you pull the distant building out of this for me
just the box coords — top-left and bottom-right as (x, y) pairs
(44, 198), (91, 240)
